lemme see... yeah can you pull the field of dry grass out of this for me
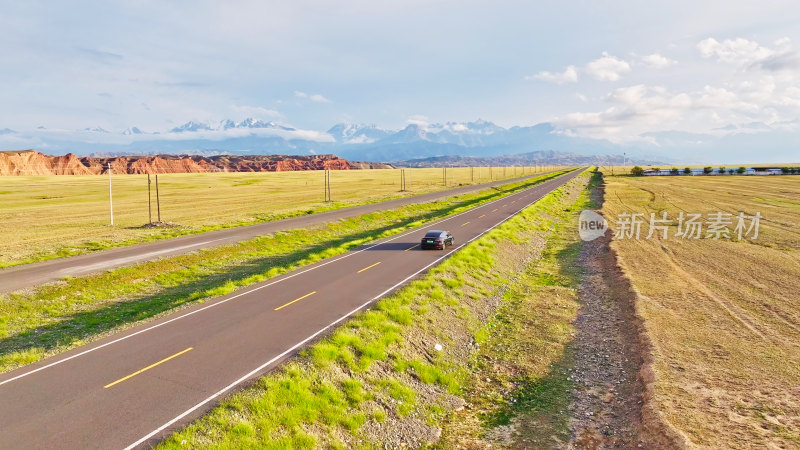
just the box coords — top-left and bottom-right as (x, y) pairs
(0, 166), (556, 267)
(602, 174), (800, 447)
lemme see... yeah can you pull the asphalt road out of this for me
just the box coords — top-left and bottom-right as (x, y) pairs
(0, 169), (583, 449)
(0, 172), (557, 294)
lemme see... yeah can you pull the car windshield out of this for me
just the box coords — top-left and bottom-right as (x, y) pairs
(424, 231), (442, 238)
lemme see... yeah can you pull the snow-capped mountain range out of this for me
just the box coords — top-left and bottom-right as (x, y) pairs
(1, 117), (795, 163)
(170, 118), (297, 133)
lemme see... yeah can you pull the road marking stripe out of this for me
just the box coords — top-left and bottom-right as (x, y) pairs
(104, 347), (193, 389)
(0, 170), (580, 389)
(404, 244), (418, 251)
(461, 221), (470, 227)
(357, 261), (381, 273)
(479, 214), (485, 218)
(124, 169), (584, 450)
(275, 291), (317, 311)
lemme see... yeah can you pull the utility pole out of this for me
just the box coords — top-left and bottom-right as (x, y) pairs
(155, 174), (161, 222)
(623, 152), (627, 175)
(107, 163), (114, 226)
(400, 168), (406, 192)
(471, 166), (474, 183)
(442, 167), (447, 186)
(324, 169), (331, 202)
(147, 173), (152, 224)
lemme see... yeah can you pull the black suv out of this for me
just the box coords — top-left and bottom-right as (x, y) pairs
(421, 230), (454, 250)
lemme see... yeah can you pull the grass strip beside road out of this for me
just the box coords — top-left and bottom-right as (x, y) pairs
(0, 171), (569, 374)
(442, 170), (600, 446)
(158, 170), (594, 448)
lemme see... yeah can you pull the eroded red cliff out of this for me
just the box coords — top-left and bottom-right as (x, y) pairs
(0, 150), (381, 175)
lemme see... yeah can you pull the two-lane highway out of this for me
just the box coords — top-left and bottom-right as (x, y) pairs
(0, 169), (584, 449)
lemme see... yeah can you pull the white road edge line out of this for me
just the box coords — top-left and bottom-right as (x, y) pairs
(125, 170), (581, 449)
(0, 171), (572, 388)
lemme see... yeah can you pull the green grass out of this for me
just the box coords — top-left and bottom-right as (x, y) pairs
(441, 170), (601, 446)
(0, 166), (562, 267)
(0, 171), (571, 374)
(158, 169), (593, 448)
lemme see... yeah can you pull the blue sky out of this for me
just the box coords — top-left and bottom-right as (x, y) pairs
(2, 1), (800, 156)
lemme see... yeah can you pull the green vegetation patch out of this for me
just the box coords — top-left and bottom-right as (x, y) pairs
(158, 170), (594, 448)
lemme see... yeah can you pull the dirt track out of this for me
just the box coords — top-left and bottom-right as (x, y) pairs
(568, 182), (647, 448)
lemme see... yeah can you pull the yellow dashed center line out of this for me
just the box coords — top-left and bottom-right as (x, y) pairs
(104, 347), (193, 389)
(461, 221), (470, 227)
(404, 244), (418, 251)
(357, 261), (382, 273)
(275, 291), (317, 311)
(479, 214), (486, 218)
(492, 208), (498, 212)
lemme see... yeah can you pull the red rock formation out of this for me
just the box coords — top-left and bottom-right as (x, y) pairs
(0, 150), (373, 176)
(0, 150), (96, 175)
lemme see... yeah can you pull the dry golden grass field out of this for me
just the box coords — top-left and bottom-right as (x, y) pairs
(0, 166), (557, 267)
(602, 174), (800, 448)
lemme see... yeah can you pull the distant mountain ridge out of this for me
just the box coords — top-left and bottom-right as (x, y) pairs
(0, 118), (624, 162)
(4, 117), (793, 163)
(170, 118), (297, 133)
(394, 151), (662, 168)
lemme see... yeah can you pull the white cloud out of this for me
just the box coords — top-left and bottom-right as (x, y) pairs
(779, 86), (800, 107)
(526, 65), (578, 84)
(641, 53), (676, 69)
(552, 83), (771, 141)
(757, 51), (800, 71)
(544, 37), (800, 143)
(605, 84), (649, 105)
(406, 114), (430, 127)
(694, 85), (759, 112)
(585, 52), (631, 81)
(697, 37), (800, 73)
(557, 86), (690, 134)
(294, 91), (332, 103)
(697, 37), (773, 65)
(775, 37), (792, 48)
(228, 105), (282, 120)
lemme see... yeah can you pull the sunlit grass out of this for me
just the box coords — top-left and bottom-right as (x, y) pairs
(0, 166), (565, 267)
